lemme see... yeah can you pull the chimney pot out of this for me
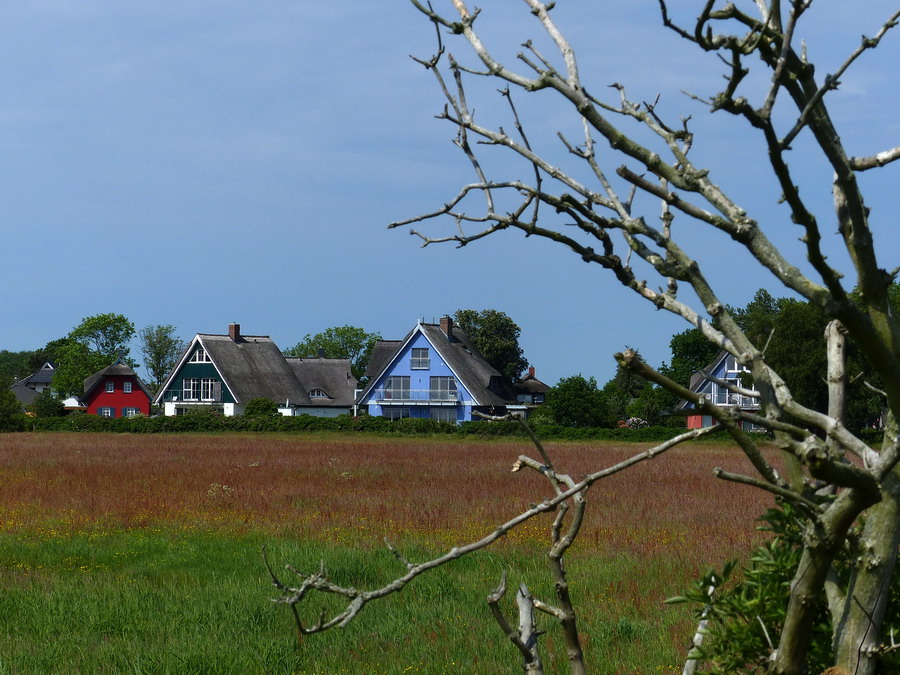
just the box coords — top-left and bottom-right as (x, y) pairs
(229, 323), (241, 341)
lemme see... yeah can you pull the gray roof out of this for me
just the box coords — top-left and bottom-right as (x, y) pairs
(366, 340), (402, 378)
(16, 363), (55, 389)
(10, 382), (39, 405)
(679, 350), (729, 410)
(286, 357), (358, 407)
(199, 334), (312, 405)
(361, 323), (516, 407)
(83, 359), (153, 399)
(515, 374), (551, 395)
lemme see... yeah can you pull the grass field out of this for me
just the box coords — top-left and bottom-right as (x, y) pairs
(0, 433), (776, 673)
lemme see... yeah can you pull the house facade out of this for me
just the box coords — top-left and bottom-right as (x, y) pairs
(514, 367), (550, 406)
(10, 362), (56, 407)
(82, 358), (152, 418)
(682, 351), (761, 431)
(154, 324), (356, 417)
(357, 317), (519, 423)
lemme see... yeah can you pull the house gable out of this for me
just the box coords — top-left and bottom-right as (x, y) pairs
(83, 359), (151, 418)
(154, 336), (236, 408)
(359, 319), (515, 422)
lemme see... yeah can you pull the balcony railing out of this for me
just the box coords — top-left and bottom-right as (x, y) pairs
(162, 391), (223, 403)
(713, 392), (760, 408)
(373, 388), (461, 403)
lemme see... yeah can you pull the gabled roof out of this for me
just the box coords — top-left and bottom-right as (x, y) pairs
(286, 357), (357, 407)
(16, 362), (55, 388)
(515, 371), (551, 395)
(10, 381), (39, 405)
(359, 321), (516, 407)
(83, 358), (153, 399)
(365, 340), (402, 379)
(687, 351), (730, 394)
(198, 334), (312, 405)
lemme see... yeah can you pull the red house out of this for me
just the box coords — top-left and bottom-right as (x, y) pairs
(82, 358), (152, 418)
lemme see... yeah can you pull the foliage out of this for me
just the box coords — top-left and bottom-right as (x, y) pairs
(243, 397), (279, 417)
(0, 350), (33, 381)
(0, 379), (25, 432)
(453, 309), (528, 384)
(139, 324), (185, 394)
(26, 409), (703, 442)
(53, 314), (136, 396)
(667, 500), (897, 673)
(27, 390), (65, 418)
(541, 374), (608, 428)
(284, 325), (380, 381)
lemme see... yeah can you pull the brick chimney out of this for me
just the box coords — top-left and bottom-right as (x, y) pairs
(528, 366), (535, 379)
(228, 323), (241, 341)
(440, 315), (453, 340)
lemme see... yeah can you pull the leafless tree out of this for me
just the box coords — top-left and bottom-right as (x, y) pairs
(272, 2), (900, 673)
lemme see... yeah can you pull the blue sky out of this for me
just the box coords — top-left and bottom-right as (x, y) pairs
(3, 1), (899, 385)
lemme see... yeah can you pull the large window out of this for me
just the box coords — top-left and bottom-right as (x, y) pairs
(183, 378), (200, 401)
(411, 348), (430, 370)
(384, 376), (410, 400)
(200, 378), (220, 402)
(431, 408), (455, 423)
(384, 407), (410, 420)
(430, 376), (457, 401)
(190, 348), (211, 363)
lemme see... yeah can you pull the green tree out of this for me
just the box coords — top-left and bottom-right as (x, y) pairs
(0, 379), (25, 432)
(453, 309), (528, 384)
(543, 374), (607, 428)
(53, 314), (136, 396)
(28, 390), (65, 418)
(139, 325), (186, 395)
(243, 397), (279, 417)
(284, 326), (380, 381)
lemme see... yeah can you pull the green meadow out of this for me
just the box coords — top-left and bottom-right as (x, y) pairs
(0, 433), (774, 673)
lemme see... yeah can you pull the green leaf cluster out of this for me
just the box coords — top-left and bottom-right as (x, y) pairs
(284, 325), (379, 381)
(453, 309), (528, 385)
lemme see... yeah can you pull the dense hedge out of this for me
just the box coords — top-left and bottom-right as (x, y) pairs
(24, 412), (720, 442)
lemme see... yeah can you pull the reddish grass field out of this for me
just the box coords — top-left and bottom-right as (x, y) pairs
(0, 432), (775, 569)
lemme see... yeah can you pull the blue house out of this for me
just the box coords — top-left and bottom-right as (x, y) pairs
(357, 317), (519, 423)
(681, 351), (762, 431)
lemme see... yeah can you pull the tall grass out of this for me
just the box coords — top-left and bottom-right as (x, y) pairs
(0, 433), (776, 672)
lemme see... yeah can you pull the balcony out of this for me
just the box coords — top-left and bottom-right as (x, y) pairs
(713, 391), (760, 408)
(373, 388), (461, 405)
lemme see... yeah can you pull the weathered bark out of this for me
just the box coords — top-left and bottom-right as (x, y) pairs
(833, 414), (900, 674)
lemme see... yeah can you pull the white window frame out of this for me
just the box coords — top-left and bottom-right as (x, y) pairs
(411, 348), (430, 370)
(308, 389), (329, 399)
(105, 381), (114, 394)
(124, 381), (132, 394)
(183, 378), (200, 401)
(98, 407), (114, 418)
(122, 407), (141, 418)
(384, 376), (410, 400)
(189, 348), (211, 363)
(200, 378), (219, 402)
(430, 376), (458, 401)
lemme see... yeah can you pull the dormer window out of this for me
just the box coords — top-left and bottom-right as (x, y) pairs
(308, 389), (329, 399)
(190, 348), (211, 363)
